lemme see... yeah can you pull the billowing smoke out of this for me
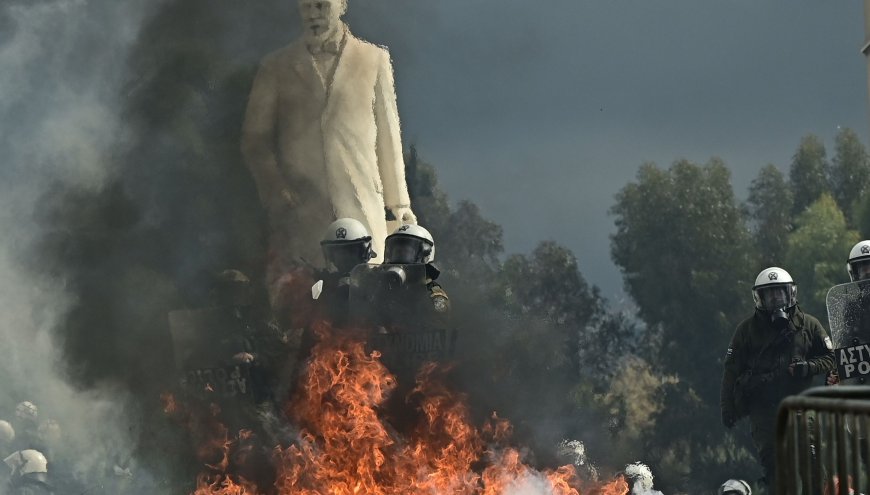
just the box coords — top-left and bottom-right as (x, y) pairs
(502, 473), (570, 495)
(0, 1), (676, 493)
(623, 463), (663, 495)
(0, 0), (168, 491)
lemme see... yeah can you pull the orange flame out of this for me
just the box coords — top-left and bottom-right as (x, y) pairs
(590, 476), (631, 495)
(193, 473), (258, 495)
(186, 322), (629, 495)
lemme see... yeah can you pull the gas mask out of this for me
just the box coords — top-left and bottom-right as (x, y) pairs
(753, 284), (796, 327)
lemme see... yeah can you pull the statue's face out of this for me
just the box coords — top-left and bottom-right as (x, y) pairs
(298, 0), (344, 41)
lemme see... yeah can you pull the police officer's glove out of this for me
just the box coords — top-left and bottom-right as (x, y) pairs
(721, 409), (737, 429)
(789, 360), (811, 378)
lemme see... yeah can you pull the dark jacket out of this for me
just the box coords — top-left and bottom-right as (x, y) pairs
(721, 306), (835, 417)
(313, 271), (352, 327)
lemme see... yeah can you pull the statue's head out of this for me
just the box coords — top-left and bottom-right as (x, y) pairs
(298, 0), (347, 42)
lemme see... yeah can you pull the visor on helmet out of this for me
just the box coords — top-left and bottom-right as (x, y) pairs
(850, 259), (870, 282)
(322, 240), (371, 274)
(385, 236), (428, 264)
(753, 283), (796, 312)
(760, 286), (788, 309)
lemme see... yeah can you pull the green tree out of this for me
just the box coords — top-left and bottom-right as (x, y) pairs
(854, 192), (870, 240)
(462, 239), (623, 464)
(441, 200), (504, 282)
(789, 135), (830, 215)
(498, 241), (602, 330)
(746, 164), (793, 266)
(610, 158), (757, 489)
(611, 159), (753, 380)
(784, 193), (859, 318)
(466, 239), (605, 397)
(405, 147), (503, 284)
(829, 127), (870, 224)
(405, 146), (452, 235)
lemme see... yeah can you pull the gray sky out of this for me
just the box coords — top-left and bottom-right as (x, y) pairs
(347, 1), (869, 300)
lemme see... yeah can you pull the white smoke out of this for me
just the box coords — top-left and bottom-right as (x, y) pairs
(0, 0), (161, 491)
(557, 439), (599, 481)
(501, 472), (566, 495)
(624, 462), (664, 495)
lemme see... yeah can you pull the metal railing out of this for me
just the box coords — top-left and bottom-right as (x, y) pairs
(776, 386), (870, 495)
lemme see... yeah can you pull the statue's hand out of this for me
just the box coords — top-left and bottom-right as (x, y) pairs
(389, 206), (417, 225)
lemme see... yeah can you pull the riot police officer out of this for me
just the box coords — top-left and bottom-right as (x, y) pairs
(826, 240), (870, 386)
(293, 219), (377, 374)
(208, 269), (287, 409)
(720, 267), (835, 486)
(848, 240), (870, 282)
(283, 219), (378, 403)
(312, 218), (377, 325)
(211, 271), (276, 369)
(346, 224), (453, 374)
(365, 224), (454, 433)
(382, 224), (450, 320)
(840, 238), (870, 355)
(2, 449), (52, 494)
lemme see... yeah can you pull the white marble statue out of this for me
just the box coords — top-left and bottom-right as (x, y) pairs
(242, 0), (416, 277)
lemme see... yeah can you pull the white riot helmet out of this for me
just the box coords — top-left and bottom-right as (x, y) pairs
(847, 240), (870, 282)
(752, 267), (797, 313)
(0, 420), (14, 446)
(4, 450), (48, 479)
(384, 224), (435, 264)
(14, 402), (37, 424)
(718, 479), (752, 495)
(320, 218), (375, 274)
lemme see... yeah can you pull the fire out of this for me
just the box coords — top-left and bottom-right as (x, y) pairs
(590, 476), (630, 495)
(194, 473), (258, 495)
(184, 322), (630, 495)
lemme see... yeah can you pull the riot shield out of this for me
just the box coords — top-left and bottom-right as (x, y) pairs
(167, 308), (252, 400)
(349, 263), (428, 328)
(826, 279), (870, 383)
(348, 264), (457, 374)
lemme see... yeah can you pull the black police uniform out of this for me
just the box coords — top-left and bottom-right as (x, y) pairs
(721, 306), (835, 484)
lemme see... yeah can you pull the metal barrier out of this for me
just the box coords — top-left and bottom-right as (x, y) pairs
(776, 386), (870, 495)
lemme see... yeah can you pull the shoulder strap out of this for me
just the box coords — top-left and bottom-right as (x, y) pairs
(746, 318), (797, 373)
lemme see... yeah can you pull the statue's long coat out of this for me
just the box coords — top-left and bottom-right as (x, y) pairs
(241, 31), (409, 266)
